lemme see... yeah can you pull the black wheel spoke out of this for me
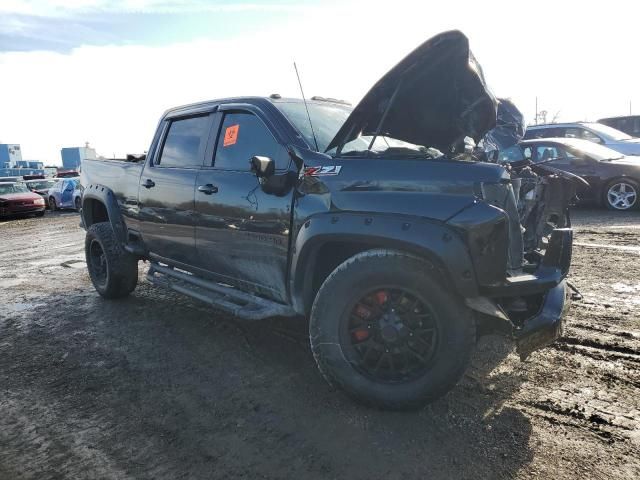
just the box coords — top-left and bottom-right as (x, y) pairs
(372, 353), (387, 374)
(345, 287), (439, 383)
(407, 347), (428, 365)
(412, 335), (434, 350)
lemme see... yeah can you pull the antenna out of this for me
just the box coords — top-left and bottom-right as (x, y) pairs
(293, 62), (319, 151)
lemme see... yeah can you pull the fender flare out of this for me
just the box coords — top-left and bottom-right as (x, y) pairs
(81, 184), (127, 246)
(288, 212), (478, 314)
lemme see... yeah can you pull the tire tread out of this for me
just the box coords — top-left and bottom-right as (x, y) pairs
(309, 248), (475, 410)
(85, 222), (138, 299)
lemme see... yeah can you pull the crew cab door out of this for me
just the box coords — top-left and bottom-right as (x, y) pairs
(194, 106), (295, 302)
(138, 113), (214, 266)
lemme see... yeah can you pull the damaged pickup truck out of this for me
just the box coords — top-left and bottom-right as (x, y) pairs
(80, 30), (577, 410)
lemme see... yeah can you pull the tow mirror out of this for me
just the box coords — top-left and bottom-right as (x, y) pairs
(250, 156), (275, 178)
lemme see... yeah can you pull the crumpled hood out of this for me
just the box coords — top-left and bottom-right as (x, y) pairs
(326, 30), (497, 154)
(480, 98), (526, 155)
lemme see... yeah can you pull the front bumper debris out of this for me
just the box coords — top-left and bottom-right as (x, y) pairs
(514, 280), (569, 360)
(465, 228), (573, 359)
(481, 228), (573, 297)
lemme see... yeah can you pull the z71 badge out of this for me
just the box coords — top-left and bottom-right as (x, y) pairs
(303, 166), (342, 176)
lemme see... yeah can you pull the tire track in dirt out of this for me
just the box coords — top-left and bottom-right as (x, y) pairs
(558, 335), (640, 357)
(519, 399), (631, 444)
(552, 341), (640, 365)
(571, 322), (638, 339)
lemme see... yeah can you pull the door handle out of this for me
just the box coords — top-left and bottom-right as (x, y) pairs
(142, 179), (155, 189)
(198, 184), (219, 195)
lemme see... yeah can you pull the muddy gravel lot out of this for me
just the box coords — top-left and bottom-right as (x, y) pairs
(1, 209), (639, 479)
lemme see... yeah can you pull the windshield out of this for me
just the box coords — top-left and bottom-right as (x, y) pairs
(0, 183), (30, 195)
(275, 102), (352, 152)
(276, 100), (439, 158)
(585, 123), (632, 141)
(27, 180), (55, 190)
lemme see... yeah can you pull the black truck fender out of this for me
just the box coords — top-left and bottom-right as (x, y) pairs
(81, 184), (128, 247)
(288, 212), (479, 315)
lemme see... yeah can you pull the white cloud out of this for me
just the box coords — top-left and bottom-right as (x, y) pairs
(0, 0), (638, 163)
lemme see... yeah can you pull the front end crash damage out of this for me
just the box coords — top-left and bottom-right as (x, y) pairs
(318, 30), (578, 360)
(451, 168), (577, 359)
(449, 104), (581, 360)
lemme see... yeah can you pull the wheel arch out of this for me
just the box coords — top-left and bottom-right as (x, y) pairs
(288, 213), (478, 315)
(81, 184), (127, 245)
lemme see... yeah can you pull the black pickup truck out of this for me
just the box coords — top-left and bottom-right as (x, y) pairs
(80, 31), (575, 410)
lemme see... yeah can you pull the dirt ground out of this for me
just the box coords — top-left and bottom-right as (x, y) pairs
(1, 208), (639, 480)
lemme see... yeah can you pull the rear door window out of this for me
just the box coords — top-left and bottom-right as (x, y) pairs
(157, 115), (210, 168)
(564, 127), (601, 143)
(213, 112), (289, 171)
(526, 127), (560, 139)
(580, 129), (602, 143)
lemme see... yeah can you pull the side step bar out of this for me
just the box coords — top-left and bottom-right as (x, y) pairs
(146, 262), (297, 321)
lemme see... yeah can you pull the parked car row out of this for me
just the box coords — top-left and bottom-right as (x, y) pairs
(490, 118), (640, 211)
(0, 177), (81, 219)
(499, 137), (640, 210)
(524, 122), (640, 156)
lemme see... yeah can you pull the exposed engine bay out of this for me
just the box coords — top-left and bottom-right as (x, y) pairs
(477, 98), (588, 265)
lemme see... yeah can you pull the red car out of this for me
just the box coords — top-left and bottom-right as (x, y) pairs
(0, 182), (46, 218)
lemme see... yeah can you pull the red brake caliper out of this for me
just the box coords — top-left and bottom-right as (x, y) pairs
(351, 291), (388, 343)
(352, 303), (372, 342)
(374, 290), (389, 305)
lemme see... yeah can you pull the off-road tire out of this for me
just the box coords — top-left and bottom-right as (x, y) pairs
(85, 222), (138, 299)
(75, 197), (81, 211)
(310, 249), (475, 410)
(49, 197), (57, 211)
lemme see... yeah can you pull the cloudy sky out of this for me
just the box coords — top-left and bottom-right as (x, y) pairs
(0, 0), (638, 164)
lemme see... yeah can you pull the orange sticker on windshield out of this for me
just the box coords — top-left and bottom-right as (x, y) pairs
(223, 124), (239, 147)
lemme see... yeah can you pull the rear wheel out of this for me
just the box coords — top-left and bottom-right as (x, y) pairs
(310, 249), (475, 410)
(85, 222), (138, 299)
(35, 211), (45, 217)
(604, 178), (638, 211)
(75, 197), (81, 211)
(49, 197), (57, 211)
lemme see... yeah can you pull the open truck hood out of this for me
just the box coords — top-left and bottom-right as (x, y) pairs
(326, 30), (497, 154)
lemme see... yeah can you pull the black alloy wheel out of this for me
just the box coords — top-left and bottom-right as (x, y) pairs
(343, 288), (439, 383)
(88, 238), (108, 288)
